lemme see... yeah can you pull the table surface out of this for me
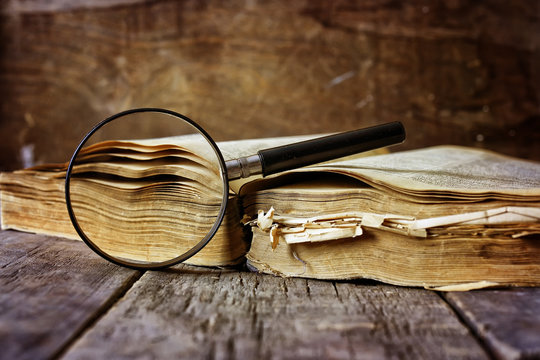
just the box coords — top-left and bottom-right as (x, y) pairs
(1, 229), (539, 360)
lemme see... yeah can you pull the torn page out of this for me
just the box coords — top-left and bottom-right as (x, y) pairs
(249, 206), (540, 246)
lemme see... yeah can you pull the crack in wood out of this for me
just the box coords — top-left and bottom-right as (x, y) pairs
(439, 292), (498, 360)
(51, 270), (144, 360)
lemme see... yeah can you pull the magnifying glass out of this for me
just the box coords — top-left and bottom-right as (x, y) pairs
(65, 108), (405, 270)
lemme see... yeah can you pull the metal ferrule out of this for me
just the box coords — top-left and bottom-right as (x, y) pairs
(225, 154), (263, 180)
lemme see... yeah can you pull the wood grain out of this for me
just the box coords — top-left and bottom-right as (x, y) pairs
(445, 289), (540, 360)
(62, 268), (488, 359)
(0, 230), (141, 360)
(0, 0), (539, 171)
(2, 228), (540, 359)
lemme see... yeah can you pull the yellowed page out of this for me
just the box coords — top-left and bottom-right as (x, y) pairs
(312, 145), (540, 199)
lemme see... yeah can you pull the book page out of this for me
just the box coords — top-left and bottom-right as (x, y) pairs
(313, 145), (540, 197)
(250, 205), (540, 245)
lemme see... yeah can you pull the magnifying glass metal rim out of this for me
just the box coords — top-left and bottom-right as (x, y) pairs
(65, 107), (230, 270)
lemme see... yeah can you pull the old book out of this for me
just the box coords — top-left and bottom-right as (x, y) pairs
(1, 138), (539, 288)
(0, 134), (364, 267)
(241, 146), (540, 289)
(0, 140), (243, 266)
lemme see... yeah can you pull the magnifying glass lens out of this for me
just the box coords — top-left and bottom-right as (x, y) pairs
(66, 110), (227, 268)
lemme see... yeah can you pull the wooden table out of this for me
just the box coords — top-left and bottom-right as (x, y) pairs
(1, 230), (538, 360)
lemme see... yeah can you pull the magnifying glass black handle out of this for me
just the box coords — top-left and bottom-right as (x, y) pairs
(258, 121), (405, 176)
(226, 121), (405, 180)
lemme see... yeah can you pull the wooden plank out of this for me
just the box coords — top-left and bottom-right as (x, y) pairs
(445, 289), (540, 360)
(0, 230), (141, 360)
(63, 268), (488, 359)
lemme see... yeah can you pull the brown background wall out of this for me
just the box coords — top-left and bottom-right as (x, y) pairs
(1, 0), (539, 170)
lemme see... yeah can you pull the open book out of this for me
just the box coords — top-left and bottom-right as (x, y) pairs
(1, 136), (539, 289)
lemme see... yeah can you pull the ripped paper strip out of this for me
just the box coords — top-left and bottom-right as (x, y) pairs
(248, 206), (540, 247)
